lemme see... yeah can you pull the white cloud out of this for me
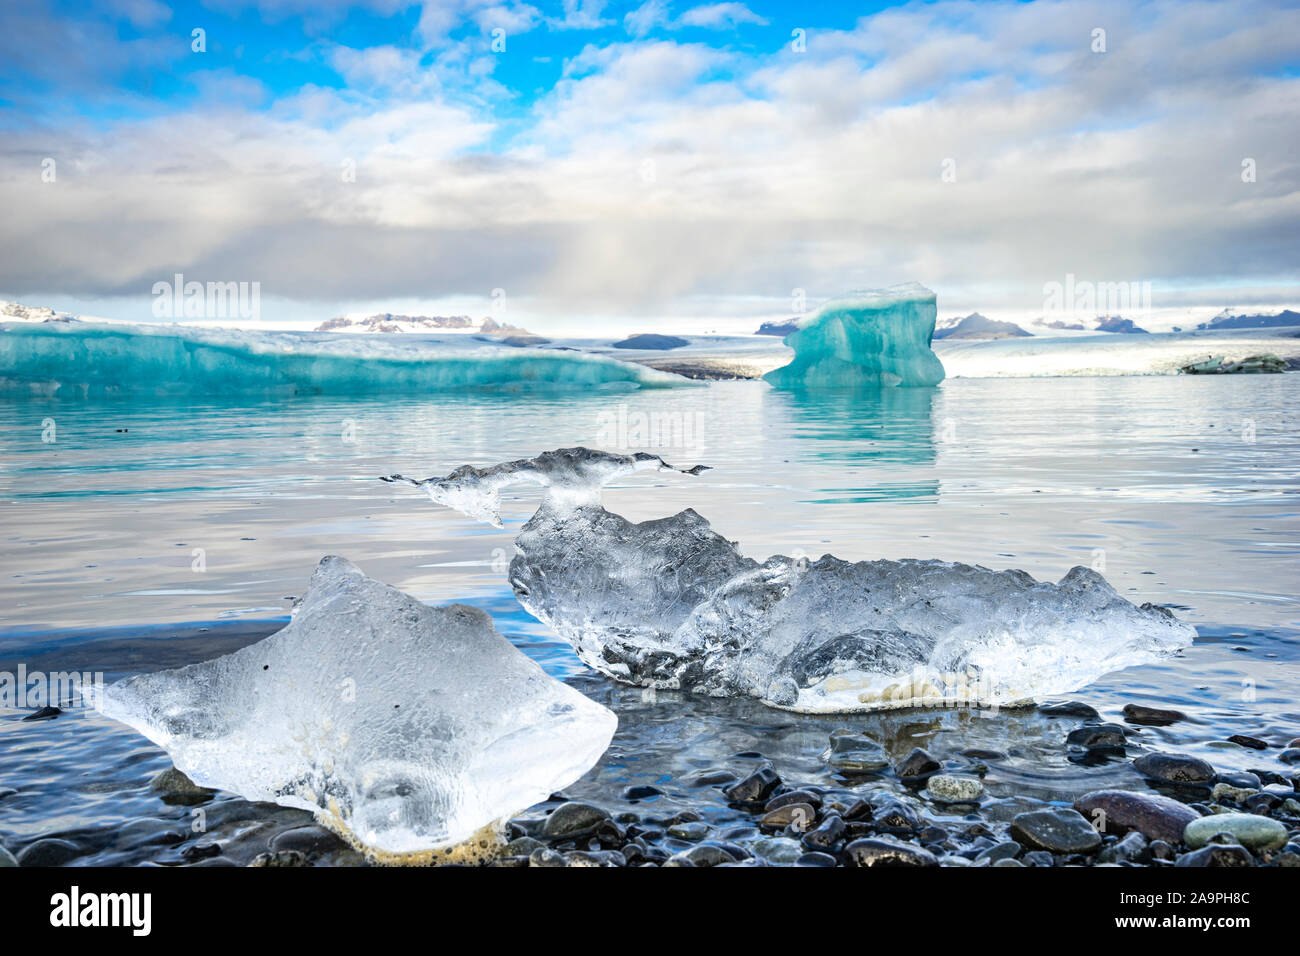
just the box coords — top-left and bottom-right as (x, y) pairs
(678, 3), (768, 29)
(1, 0), (1298, 322)
(624, 0), (766, 37)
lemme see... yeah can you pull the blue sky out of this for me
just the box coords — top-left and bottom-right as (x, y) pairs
(2, 0), (1298, 330)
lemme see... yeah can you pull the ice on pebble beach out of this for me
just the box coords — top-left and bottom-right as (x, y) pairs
(386, 448), (1194, 713)
(88, 555), (617, 859)
(764, 282), (947, 389)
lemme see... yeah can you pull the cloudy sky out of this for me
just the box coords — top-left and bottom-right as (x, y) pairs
(1, 0), (1297, 331)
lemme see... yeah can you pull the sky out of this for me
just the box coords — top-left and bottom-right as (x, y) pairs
(0, 0), (1298, 332)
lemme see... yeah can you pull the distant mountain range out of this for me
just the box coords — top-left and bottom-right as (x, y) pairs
(933, 313), (1032, 340)
(1197, 308), (1300, 330)
(755, 319), (799, 337)
(315, 313), (530, 335)
(1094, 316), (1149, 334)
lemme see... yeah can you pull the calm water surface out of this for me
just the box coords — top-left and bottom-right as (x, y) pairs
(0, 375), (1296, 863)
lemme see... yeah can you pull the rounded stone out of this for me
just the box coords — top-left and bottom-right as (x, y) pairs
(1066, 723), (1127, 749)
(824, 732), (890, 773)
(16, 838), (81, 867)
(541, 801), (611, 840)
(1073, 789), (1200, 843)
(1009, 808), (1102, 854)
(1184, 813), (1287, 852)
(1122, 703), (1187, 726)
(927, 774), (984, 803)
(759, 803), (816, 830)
(894, 747), (941, 779)
(1174, 844), (1255, 867)
(1132, 752), (1216, 784)
(752, 837), (803, 864)
(722, 767), (782, 804)
(268, 824), (346, 857)
(844, 837), (938, 867)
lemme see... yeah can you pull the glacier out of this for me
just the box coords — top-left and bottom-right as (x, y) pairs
(0, 321), (685, 397)
(86, 556), (617, 860)
(386, 448), (1194, 713)
(764, 282), (946, 389)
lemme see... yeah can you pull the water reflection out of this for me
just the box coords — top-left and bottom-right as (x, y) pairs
(764, 387), (939, 502)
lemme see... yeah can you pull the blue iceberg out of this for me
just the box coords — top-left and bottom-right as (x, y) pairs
(764, 282), (946, 388)
(0, 321), (687, 398)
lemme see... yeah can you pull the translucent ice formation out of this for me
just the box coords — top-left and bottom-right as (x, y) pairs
(387, 448), (1194, 713)
(0, 321), (683, 397)
(764, 282), (946, 388)
(88, 556), (617, 859)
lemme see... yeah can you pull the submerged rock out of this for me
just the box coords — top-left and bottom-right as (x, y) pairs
(388, 447), (1195, 714)
(16, 838), (81, 867)
(89, 556), (616, 861)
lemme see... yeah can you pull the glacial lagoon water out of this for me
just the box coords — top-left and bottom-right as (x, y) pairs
(0, 374), (1297, 864)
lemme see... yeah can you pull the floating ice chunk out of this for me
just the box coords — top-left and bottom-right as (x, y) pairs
(764, 282), (946, 388)
(87, 556), (616, 859)
(389, 448), (1194, 713)
(382, 447), (708, 528)
(0, 320), (686, 397)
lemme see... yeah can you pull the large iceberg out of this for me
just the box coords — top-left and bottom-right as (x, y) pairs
(0, 321), (685, 397)
(387, 448), (1194, 713)
(87, 556), (617, 861)
(764, 282), (946, 388)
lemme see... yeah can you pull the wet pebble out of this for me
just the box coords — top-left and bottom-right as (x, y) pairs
(765, 788), (823, 811)
(1039, 701), (1100, 720)
(752, 837), (803, 864)
(248, 850), (309, 867)
(1132, 751), (1216, 784)
(1098, 831), (1147, 864)
(541, 801), (610, 840)
(974, 841), (1020, 863)
(0, 845), (16, 867)
(21, 706), (61, 722)
(1227, 734), (1269, 751)
(824, 731), (890, 773)
(894, 747), (941, 780)
(149, 766), (215, 805)
(1122, 703), (1187, 726)
(1066, 723), (1128, 749)
(1175, 844), (1255, 867)
(1074, 789), (1199, 844)
(801, 814), (846, 851)
(269, 825), (346, 858)
(667, 821), (710, 841)
(1009, 808), (1101, 854)
(16, 838), (81, 867)
(504, 836), (546, 857)
(528, 847), (566, 867)
(1184, 812), (1288, 852)
(759, 803), (815, 830)
(927, 774), (984, 803)
(622, 784), (663, 800)
(722, 767), (781, 804)
(795, 851), (837, 867)
(844, 837), (938, 867)
(667, 842), (743, 867)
